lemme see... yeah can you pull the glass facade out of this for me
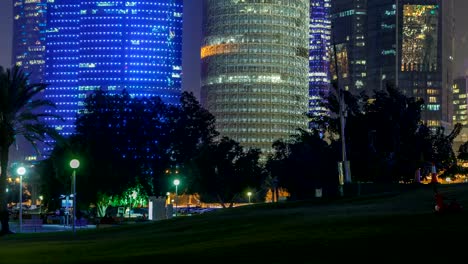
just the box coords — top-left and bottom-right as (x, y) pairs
(11, 0), (48, 161)
(44, 0), (183, 152)
(366, 0), (453, 130)
(44, 0), (80, 142)
(401, 5), (438, 72)
(453, 77), (468, 126)
(330, 0), (367, 92)
(201, 0), (310, 154)
(453, 76), (468, 152)
(309, 0), (331, 119)
(12, 0), (47, 84)
(366, 0), (397, 91)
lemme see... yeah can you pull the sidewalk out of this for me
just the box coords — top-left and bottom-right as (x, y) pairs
(8, 223), (97, 233)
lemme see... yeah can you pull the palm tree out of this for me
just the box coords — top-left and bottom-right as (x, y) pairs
(0, 67), (61, 235)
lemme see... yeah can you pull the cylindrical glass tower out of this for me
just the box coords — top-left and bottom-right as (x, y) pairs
(201, 0), (310, 154)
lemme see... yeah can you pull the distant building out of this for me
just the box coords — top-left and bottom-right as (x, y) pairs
(453, 77), (468, 126)
(12, 0), (47, 84)
(329, 0), (454, 130)
(201, 0), (310, 154)
(11, 0), (48, 162)
(366, 0), (455, 130)
(44, 0), (183, 155)
(453, 76), (468, 153)
(309, 0), (332, 120)
(330, 0), (367, 92)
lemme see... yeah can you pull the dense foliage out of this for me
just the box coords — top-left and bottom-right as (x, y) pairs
(38, 90), (265, 211)
(0, 67), (61, 234)
(266, 84), (462, 199)
(188, 137), (264, 207)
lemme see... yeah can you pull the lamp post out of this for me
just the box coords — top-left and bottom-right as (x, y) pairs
(173, 179), (180, 216)
(247, 192), (252, 204)
(69, 159), (80, 235)
(39, 195), (43, 214)
(17, 166), (26, 233)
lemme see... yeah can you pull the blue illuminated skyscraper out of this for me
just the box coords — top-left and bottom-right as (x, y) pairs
(309, 0), (332, 119)
(44, 1), (183, 151)
(12, 0), (47, 84)
(11, 0), (48, 162)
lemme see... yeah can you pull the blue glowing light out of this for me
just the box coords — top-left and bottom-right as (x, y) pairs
(44, 0), (183, 140)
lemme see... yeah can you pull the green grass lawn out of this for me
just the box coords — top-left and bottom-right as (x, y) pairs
(1, 184), (467, 263)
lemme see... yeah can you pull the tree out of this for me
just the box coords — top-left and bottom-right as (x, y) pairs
(190, 137), (264, 208)
(266, 129), (338, 200)
(430, 123), (462, 170)
(0, 67), (60, 235)
(458, 141), (468, 161)
(311, 81), (463, 183)
(165, 92), (219, 164)
(39, 89), (221, 212)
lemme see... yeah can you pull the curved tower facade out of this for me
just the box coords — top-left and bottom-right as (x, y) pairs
(201, 0), (310, 153)
(44, 0), (183, 143)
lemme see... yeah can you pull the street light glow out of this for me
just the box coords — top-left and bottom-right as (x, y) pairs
(16, 167), (26, 176)
(173, 179), (180, 217)
(173, 179), (180, 186)
(70, 159), (80, 169)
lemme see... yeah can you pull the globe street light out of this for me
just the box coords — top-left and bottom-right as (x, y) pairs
(247, 192), (252, 204)
(173, 179), (180, 216)
(70, 159), (80, 235)
(16, 166), (26, 233)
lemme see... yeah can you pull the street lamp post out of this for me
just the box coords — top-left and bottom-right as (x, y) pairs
(173, 179), (180, 216)
(17, 167), (26, 233)
(70, 159), (80, 236)
(39, 195), (43, 214)
(247, 192), (252, 204)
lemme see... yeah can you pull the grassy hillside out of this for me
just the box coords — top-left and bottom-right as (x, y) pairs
(1, 184), (467, 263)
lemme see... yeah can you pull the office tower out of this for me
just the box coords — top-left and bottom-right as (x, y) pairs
(367, 0), (454, 129)
(453, 77), (468, 126)
(309, 0), (332, 119)
(44, 1), (183, 153)
(330, 0), (367, 92)
(44, 0), (80, 142)
(201, 0), (310, 153)
(452, 76), (468, 152)
(12, 0), (47, 84)
(11, 0), (48, 162)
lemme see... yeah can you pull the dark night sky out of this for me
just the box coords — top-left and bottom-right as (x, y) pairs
(0, 0), (467, 97)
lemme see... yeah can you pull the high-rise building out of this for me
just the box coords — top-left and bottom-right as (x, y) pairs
(309, 0), (332, 119)
(367, 0), (455, 130)
(330, 0), (367, 92)
(44, 1), (183, 153)
(11, 0), (48, 162)
(44, 0), (80, 141)
(12, 0), (47, 84)
(201, 0), (310, 153)
(453, 77), (468, 126)
(452, 76), (468, 152)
